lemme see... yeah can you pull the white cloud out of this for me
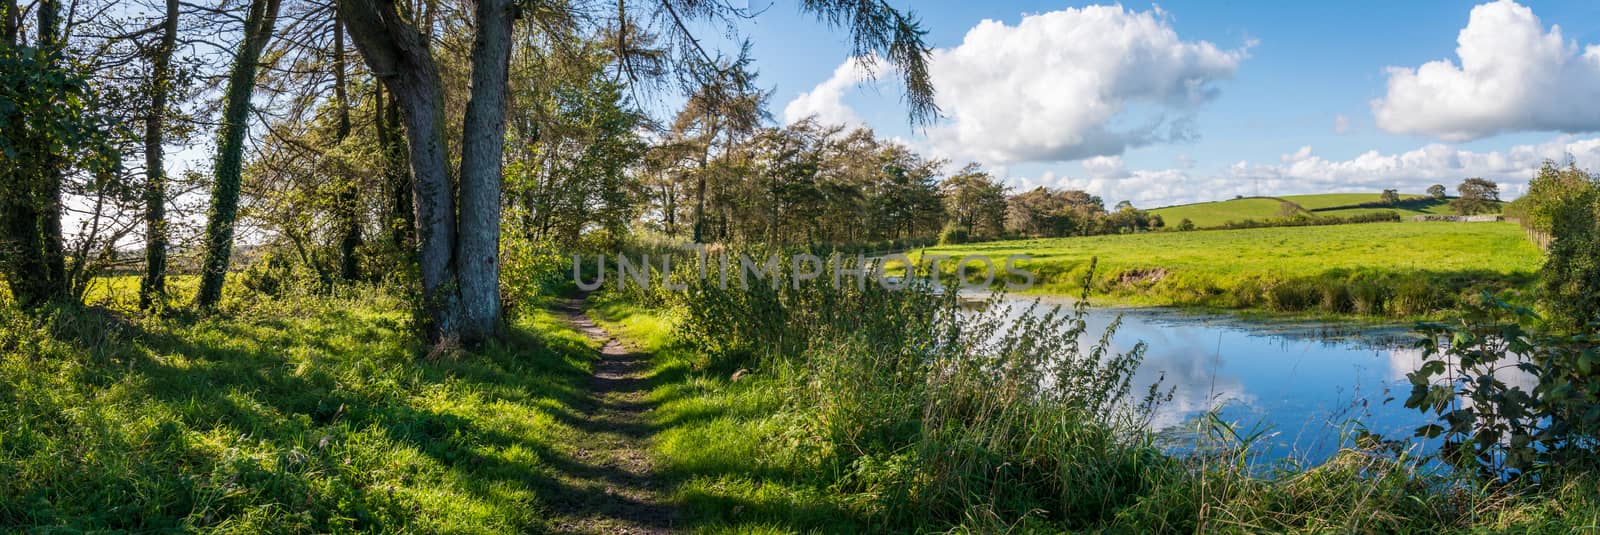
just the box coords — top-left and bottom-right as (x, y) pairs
(1281, 145), (1313, 163)
(1372, 0), (1600, 141)
(1333, 115), (1351, 134)
(1082, 155), (1131, 179)
(926, 5), (1248, 164)
(1005, 135), (1600, 208)
(785, 5), (1248, 163)
(782, 57), (876, 127)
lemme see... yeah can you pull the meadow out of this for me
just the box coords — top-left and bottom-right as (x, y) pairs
(921, 221), (1542, 319)
(1151, 193), (1477, 228)
(0, 284), (608, 532)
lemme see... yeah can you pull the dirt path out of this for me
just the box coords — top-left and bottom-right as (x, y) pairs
(550, 294), (679, 534)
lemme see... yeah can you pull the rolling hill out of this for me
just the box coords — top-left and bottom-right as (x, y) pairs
(1151, 192), (1491, 228)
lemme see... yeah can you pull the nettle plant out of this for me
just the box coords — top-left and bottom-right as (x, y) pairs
(1404, 293), (1600, 479)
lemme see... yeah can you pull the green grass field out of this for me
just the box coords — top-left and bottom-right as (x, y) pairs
(1151, 193), (1485, 228)
(0, 286), (606, 532)
(922, 221), (1543, 318)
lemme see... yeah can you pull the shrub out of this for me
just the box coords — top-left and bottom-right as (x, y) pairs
(1405, 294), (1600, 478)
(240, 252), (297, 297)
(1349, 280), (1389, 316)
(499, 235), (570, 319)
(1315, 279), (1352, 313)
(1177, 218), (1196, 231)
(938, 223), (970, 245)
(1390, 279), (1439, 316)
(1266, 279), (1320, 312)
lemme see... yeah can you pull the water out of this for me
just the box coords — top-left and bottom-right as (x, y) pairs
(986, 294), (1455, 466)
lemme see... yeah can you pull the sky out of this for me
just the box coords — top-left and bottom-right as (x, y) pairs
(717, 0), (1600, 207)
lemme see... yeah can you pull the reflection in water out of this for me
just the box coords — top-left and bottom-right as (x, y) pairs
(983, 295), (1437, 464)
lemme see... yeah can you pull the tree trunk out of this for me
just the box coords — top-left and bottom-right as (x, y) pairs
(341, 0), (459, 343)
(376, 84), (413, 254)
(333, 14), (362, 281)
(139, 0), (179, 309)
(0, 0), (69, 309)
(194, 0), (282, 307)
(455, 0), (516, 343)
(692, 155), (707, 243)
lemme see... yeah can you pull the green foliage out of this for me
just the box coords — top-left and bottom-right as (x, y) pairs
(0, 35), (121, 308)
(238, 252), (297, 297)
(939, 163), (1008, 238)
(1177, 217), (1196, 231)
(936, 222), (969, 245)
(1506, 161), (1596, 235)
(1381, 189), (1402, 205)
(1539, 189), (1600, 332)
(497, 234), (572, 320)
(649, 254), (1177, 529)
(1406, 294), (1600, 479)
(1452, 177), (1501, 216)
(1429, 184), (1448, 199)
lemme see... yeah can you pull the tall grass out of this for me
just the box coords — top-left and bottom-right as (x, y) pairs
(604, 250), (1600, 532)
(650, 254), (1178, 529)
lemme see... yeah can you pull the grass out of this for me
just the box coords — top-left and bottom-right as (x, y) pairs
(0, 283), (603, 532)
(919, 221), (1543, 319)
(587, 267), (1600, 533)
(1152, 193), (1490, 228)
(587, 296), (866, 533)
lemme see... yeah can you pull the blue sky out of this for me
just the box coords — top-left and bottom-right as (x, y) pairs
(704, 1), (1600, 207)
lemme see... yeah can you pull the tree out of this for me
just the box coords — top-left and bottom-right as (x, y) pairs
(1427, 184), (1446, 199)
(1380, 189), (1401, 205)
(1451, 177), (1500, 216)
(194, 0), (282, 308)
(331, 13), (362, 282)
(1528, 163), (1600, 331)
(940, 163), (1007, 239)
(0, 0), (117, 308)
(137, 0), (181, 309)
(1006, 187), (1105, 238)
(340, 0), (938, 345)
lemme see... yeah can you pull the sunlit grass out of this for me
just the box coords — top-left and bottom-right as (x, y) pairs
(586, 298), (865, 533)
(922, 221), (1543, 318)
(1151, 193), (1482, 228)
(0, 284), (599, 532)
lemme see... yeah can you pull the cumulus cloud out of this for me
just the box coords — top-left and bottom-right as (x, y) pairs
(1008, 135), (1600, 208)
(782, 5), (1247, 163)
(1372, 0), (1600, 141)
(926, 5), (1248, 164)
(782, 57), (876, 127)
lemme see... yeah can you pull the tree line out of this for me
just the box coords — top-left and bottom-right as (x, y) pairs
(0, 0), (1171, 347)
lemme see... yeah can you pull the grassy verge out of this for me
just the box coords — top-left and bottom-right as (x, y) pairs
(588, 268), (1600, 533)
(587, 296), (864, 533)
(0, 286), (599, 532)
(921, 221), (1542, 320)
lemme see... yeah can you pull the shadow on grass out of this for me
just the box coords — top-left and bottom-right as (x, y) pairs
(584, 298), (869, 532)
(0, 295), (679, 533)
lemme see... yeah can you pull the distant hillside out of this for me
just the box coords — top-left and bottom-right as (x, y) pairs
(1150, 193), (1498, 228)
